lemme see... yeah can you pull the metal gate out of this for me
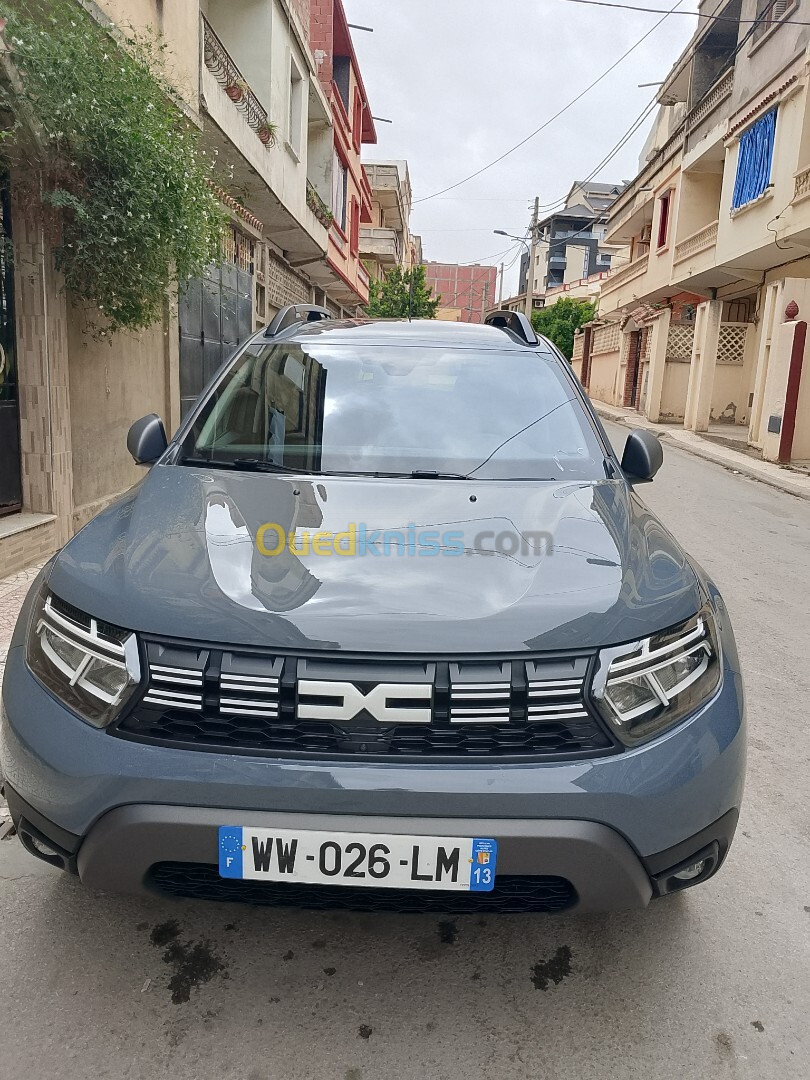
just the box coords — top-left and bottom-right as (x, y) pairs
(179, 253), (254, 419)
(0, 178), (21, 517)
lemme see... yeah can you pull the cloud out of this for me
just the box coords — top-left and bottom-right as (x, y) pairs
(346, 0), (699, 294)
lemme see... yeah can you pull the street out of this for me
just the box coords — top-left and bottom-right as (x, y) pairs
(1, 422), (809, 1080)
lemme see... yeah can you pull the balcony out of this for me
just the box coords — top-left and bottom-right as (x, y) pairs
(794, 165), (810, 203)
(600, 254), (649, 295)
(685, 71), (733, 136)
(364, 163), (408, 231)
(674, 220), (719, 265)
(198, 14), (327, 263)
(202, 16), (275, 149)
(359, 226), (402, 266)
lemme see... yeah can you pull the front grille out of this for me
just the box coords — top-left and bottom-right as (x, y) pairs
(113, 642), (618, 762)
(149, 862), (577, 913)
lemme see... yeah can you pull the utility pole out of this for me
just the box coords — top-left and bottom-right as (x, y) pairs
(498, 263), (504, 304)
(525, 196), (539, 321)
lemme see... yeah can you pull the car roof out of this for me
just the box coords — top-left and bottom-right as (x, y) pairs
(272, 317), (555, 353)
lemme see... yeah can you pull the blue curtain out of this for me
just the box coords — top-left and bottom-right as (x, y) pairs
(732, 109), (777, 210)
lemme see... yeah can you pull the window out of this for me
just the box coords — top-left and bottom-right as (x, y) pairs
(333, 56), (350, 112)
(349, 196), (360, 254)
(352, 91), (363, 152)
(656, 191), (671, 249)
(287, 56), (304, 157)
(332, 151), (348, 232)
(752, 0), (791, 42)
(731, 109), (776, 210)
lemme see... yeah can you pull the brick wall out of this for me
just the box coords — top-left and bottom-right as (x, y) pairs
(423, 262), (499, 324)
(290, 0), (311, 40)
(309, 0), (333, 86)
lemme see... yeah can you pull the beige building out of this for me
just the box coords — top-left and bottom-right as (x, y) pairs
(359, 160), (419, 281)
(580, 0), (810, 466)
(0, 0), (377, 577)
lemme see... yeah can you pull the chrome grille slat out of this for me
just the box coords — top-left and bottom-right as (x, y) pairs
(121, 646), (616, 760)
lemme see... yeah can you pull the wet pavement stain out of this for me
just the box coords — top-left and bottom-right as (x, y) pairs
(150, 919), (180, 948)
(531, 945), (572, 990)
(751, 1020), (765, 1032)
(358, 1025), (373, 1040)
(438, 920), (458, 944)
(150, 927), (227, 1005)
(165, 940), (225, 1005)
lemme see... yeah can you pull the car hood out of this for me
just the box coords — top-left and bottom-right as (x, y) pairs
(48, 464), (700, 653)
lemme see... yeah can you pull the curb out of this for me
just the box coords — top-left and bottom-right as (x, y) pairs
(593, 406), (810, 502)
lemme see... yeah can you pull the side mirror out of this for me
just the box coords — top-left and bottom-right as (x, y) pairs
(127, 414), (168, 466)
(621, 428), (663, 482)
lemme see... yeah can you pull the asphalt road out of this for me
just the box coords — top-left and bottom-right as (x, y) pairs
(1, 421), (809, 1080)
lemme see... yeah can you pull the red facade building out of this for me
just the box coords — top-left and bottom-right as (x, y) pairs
(423, 262), (499, 324)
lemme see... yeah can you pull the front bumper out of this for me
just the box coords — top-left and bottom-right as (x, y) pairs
(3, 785), (739, 911)
(1, 627), (745, 910)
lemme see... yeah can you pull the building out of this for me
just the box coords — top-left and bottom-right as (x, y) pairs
(360, 160), (417, 281)
(305, 0), (376, 311)
(423, 262), (498, 323)
(578, 0), (810, 466)
(0, 0), (379, 576)
(517, 181), (626, 305)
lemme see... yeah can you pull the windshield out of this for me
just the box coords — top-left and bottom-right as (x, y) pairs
(179, 341), (607, 481)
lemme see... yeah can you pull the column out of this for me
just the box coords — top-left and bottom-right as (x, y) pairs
(643, 307), (671, 423)
(12, 187), (73, 546)
(684, 299), (722, 432)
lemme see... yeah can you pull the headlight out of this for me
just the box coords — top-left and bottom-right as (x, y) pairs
(592, 606), (721, 746)
(26, 590), (140, 728)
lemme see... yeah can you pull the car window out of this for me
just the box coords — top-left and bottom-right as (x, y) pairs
(180, 341), (607, 481)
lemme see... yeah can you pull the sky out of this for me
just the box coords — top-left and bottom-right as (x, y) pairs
(344, 0), (701, 297)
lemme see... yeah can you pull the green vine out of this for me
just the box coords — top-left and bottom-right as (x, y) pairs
(0, 0), (225, 335)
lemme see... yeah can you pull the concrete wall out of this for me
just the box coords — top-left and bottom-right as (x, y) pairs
(660, 360), (691, 422)
(97, 0), (200, 108)
(589, 350), (622, 405)
(67, 306), (177, 530)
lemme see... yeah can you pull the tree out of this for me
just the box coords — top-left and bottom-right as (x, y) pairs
(0, 0), (224, 336)
(366, 265), (440, 319)
(531, 298), (596, 360)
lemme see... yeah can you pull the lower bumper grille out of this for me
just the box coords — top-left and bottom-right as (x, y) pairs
(149, 862), (578, 913)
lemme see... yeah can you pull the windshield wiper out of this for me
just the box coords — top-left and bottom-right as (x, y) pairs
(179, 456), (314, 475)
(320, 469), (469, 479)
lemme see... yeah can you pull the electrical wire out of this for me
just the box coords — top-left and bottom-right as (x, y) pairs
(555, 0), (810, 25)
(413, 0), (685, 205)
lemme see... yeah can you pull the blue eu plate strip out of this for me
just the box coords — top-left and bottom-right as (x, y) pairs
(468, 838), (498, 892)
(219, 826), (244, 878)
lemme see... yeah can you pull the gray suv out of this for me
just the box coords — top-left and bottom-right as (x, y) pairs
(0, 307), (745, 912)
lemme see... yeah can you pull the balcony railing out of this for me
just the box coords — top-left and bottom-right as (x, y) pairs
(601, 254), (649, 293)
(795, 166), (810, 202)
(673, 220), (719, 264)
(359, 226), (402, 263)
(684, 71), (733, 133)
(202, 15), (275, 147)
(306, 181), (333, 228)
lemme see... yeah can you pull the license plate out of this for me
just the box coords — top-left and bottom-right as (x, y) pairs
(218, 827), (498, 892)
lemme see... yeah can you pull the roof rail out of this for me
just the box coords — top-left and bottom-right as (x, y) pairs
(484, 309), (538, 346)
(264, 304), (332, 338)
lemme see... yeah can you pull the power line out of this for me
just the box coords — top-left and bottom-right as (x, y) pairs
(413, 0), (685, 206)
(519, 0), (735, 219)
(555, 0), (810, 25)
